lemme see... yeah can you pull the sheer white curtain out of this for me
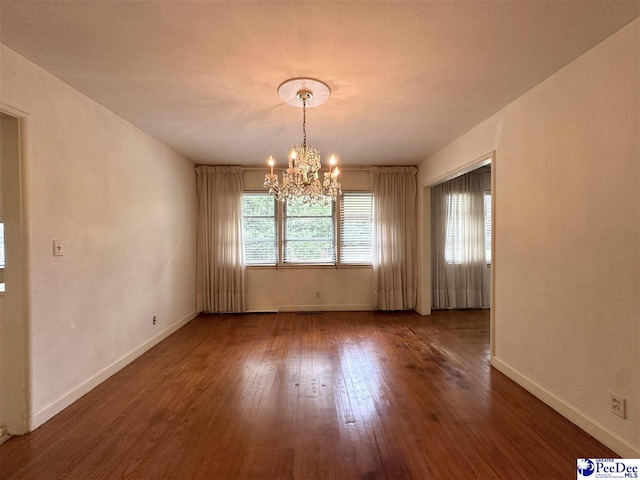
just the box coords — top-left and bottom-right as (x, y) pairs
(196, 166), (246, 312)
(371, 166), (418, 310)
(432, 167), (489, 309)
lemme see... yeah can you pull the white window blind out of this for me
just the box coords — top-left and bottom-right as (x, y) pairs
(242, 194), (277, 265)
(444, 193), (470, 264)
(284, 201), (335, 264)
(444, 192), (491, 265)
(484, 192), (491, 264)
(340, 192), (373, 264)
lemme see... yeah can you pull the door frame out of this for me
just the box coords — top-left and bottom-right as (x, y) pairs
(418, 151), (496, 357)
(0, 102), (31, 435)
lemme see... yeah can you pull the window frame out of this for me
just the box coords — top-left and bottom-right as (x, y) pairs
(242, 191), (373, 268)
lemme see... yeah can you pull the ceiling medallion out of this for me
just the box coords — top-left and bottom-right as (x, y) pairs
(264, 78), (341, 205)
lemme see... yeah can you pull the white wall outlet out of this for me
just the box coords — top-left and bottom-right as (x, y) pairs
(53, 239), (64, 256)
(611, 395), (626, 419)
(152, 316), (157, 325)
(315, 290), (321, 298)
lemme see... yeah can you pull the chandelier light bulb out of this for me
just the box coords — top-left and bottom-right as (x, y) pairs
(329, 154), (336, 174)
(332, 166), (340, 178)
(268, 156), (275, 174)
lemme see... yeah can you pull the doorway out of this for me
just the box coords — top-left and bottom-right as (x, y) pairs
(419, 152), (495, 355)
(0, 110), (28, 438)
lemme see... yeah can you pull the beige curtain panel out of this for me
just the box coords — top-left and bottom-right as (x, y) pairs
(431, 167), (490, 309)
(196, 166), (246, 313)
(371, 166), (418, 310)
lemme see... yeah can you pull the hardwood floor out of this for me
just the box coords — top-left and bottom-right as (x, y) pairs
(0, 310), (614, 479)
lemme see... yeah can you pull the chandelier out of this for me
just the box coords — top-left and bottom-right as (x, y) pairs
(264, 78), (341, 205)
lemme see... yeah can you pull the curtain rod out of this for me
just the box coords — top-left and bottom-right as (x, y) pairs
(241, 165), (373, 172)
(196, 165), (411, 171)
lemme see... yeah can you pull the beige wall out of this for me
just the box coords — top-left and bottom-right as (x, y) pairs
(0, 45), (198, 431)
(242, 169), (374, 311)
(417, 20), (639, 456)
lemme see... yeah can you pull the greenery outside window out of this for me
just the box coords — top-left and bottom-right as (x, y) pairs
(284, 201), (335, 264)
(241, 194), (277, 265)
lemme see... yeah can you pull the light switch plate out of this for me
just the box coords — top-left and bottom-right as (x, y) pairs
(53, 239), (64, 256)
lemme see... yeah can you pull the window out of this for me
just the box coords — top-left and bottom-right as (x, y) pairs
(241, 193), (373, 266)
(484, 192), (491, 264)
(444, 193), (470, 264)
(242, 194), (277, 265)
(284, 201), (335, 264)
(340, 192), (373, 264)
(444, 192), (492, 265)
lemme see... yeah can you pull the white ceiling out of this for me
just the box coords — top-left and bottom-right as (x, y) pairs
(1, 1), (638, 167)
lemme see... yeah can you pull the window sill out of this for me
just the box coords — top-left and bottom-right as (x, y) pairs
(444, 262), (492, 267)
(246, 264), (372, 270)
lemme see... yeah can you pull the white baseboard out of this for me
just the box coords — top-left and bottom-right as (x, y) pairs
(28, 311), (198, 431)
(491, 356), (640, 458)
(207, 306), (374, 314)
(275, 304), (374, 312)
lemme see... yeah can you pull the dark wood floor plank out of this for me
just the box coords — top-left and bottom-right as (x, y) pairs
(0, 310), (616, 479)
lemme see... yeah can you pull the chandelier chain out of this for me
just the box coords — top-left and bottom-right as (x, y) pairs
(302, 96), (307, 149)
